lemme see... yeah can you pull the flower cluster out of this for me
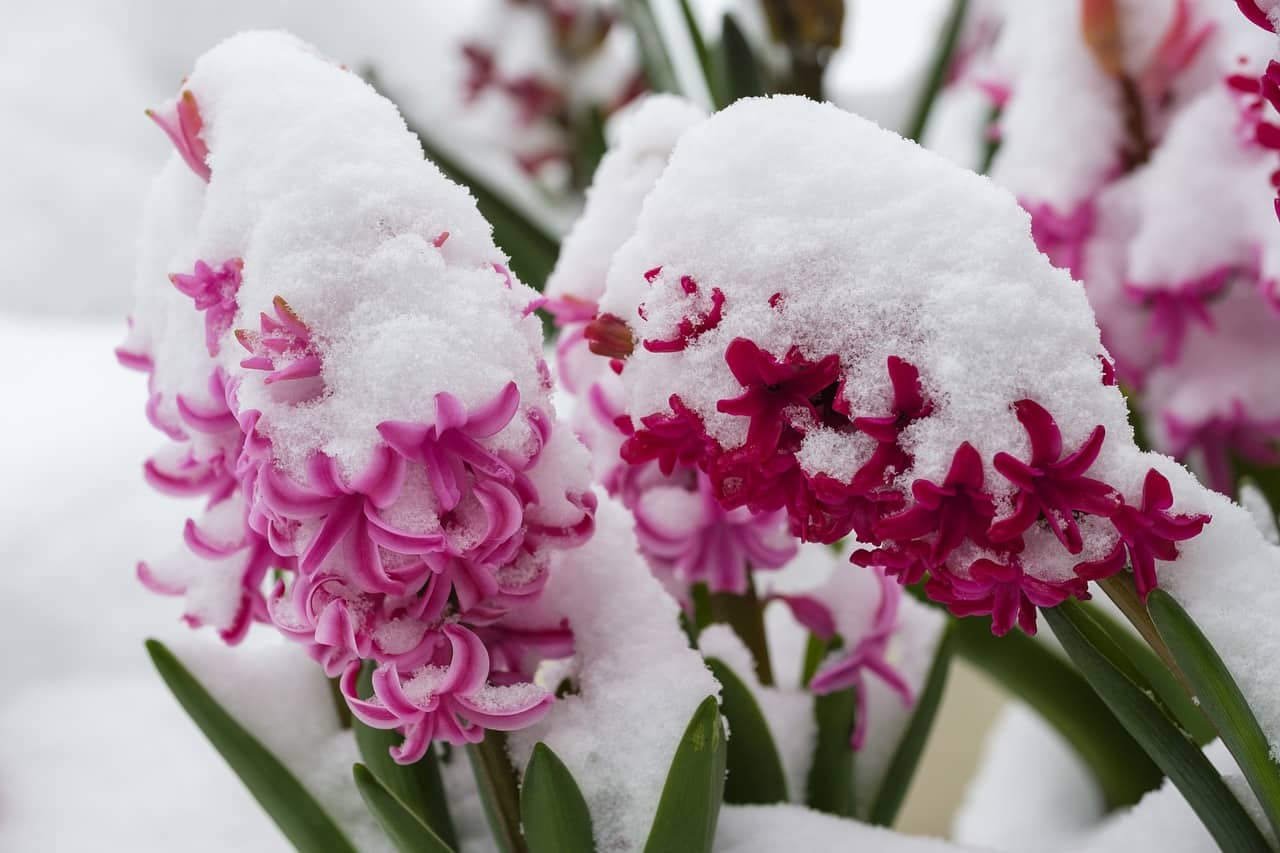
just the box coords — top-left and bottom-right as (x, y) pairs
(593, 96), (1211, 635)
(456, 0), (646, 187)
(119, 33), (594, 761)
(964, 0), (1280, 495)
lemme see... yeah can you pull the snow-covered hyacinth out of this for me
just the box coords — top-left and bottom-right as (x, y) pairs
(455, 0), (646, 187)
(592, 94), (1218, 638)
(548, 94), (798, 596)
(118, 31), (595, 761)
(979, 0), (1280, 494)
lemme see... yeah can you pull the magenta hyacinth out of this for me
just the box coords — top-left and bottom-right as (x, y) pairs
(124, 39), (597, 762)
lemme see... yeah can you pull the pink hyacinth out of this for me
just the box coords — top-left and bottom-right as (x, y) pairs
(171, 258), (244, 356)
(341, 624), (553, 763)
(124, 37), (597, 762)
(875, 442), (996, 564)
(808, 569), (914, 748)
(1024, 199), (1095, 280)
(235, 296), (324, 399)
(632, 469), (796, 595)
(146, 89), (211, 181)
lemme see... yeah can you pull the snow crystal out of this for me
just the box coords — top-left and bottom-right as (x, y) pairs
(952, 702), (1106, 852)
(131, 31), (549, 481)
(714, 803), (978, 852)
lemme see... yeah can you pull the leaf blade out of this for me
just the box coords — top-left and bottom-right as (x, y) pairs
(643, 695), (727, 853)
(353, 763), (457, 853)
(867, 623), (955, 826)
(520, 743), (595, 853)
(1148, 588), (1280, 842)
(145, 639), (359, 853)
(706, 658), (788, 804)
(1045, 602), (1271, 852)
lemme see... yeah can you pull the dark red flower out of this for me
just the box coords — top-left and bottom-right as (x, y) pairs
(988, 400), (1120, 553)
(716, 338), (842, 460)
(875, 442), (995, 562)
(642, 276), (726, 353)
(851, 539), (935, 586)
(795, 472), (905, 545)
(619, 395), (712, 475)
(927, 556), (1089, 636)
(584, 313), (635, 359)
(1074, 468), (1210, 599)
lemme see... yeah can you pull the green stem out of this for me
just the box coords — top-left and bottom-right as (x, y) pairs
(697, 574), (775, 686)
(1097, 574), (1193, 695)
(328, 676), (352, 729)
(467, 732), (527, 853)
(905, 0), (970, 143)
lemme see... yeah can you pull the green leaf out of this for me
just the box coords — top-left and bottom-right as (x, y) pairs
(352, 663), (459, 848)
(706, 658), (788, 804)
(717, 15), (766, 104)
(353, 764), (457, 853)
(520, 743), (595, 853)
(570, 107), (608, 190)
(144, 640), (359, 853)
(1148, 588), (1280, 842)
(806, 689), (857, 817)
(677, 0), (723, 108)
(414, 132), (560, 292)
(1083, 600), (1215, 746)
(867, 623), (955, 826)
(905, 0), (970, 142)
(467, 732), (528, 853)
(621, 0), (682, 95)
(1044, 603), (1271, 852)
(643, 695), (727, 853)
(952, 614), (1162, 807)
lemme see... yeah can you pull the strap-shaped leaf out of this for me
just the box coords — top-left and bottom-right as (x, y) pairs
(414, 133), (560, 292)
(1044, 602), (1271, 852)
(520, 743), (595, 853)
(706, 658), (788, 804)
(621, 0), (683, 95)
(867, 623), (955, 826)
(717, 14), (767, 104)
(805, 688), (857, 817)
(352, 663), (459, 848)
(676, 0), (724, 108)
(801, 634), (855, 817)
(1083, 600), (1215, 745)
(952, 614), (1161, 807)
(145, 639), (359, 853)
(1148, 588), (1280, 842)
(905, 0), (971, 142)
(467, 732), (528, 853)
(643, 695), (727, 853)
(353, 764), (457, 853)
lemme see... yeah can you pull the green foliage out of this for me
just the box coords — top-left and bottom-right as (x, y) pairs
(643, 696), (728, 853)
(145, 640), (359, 853)
(1045, 602), (1271, 852)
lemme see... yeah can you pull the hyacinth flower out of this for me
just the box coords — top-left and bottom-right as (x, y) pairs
(145, 88), (211, 181)
(807, 568), (915, 748)
(961, 0), (1280, 498)
(453, 0), (647, 187)
(591, 95), (1226, 638)
(120, 33), (594, 759)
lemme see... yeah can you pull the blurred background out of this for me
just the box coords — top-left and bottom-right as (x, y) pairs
(0, 1), (1013, 848)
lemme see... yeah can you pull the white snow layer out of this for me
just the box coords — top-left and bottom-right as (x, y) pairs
(506, 493), (721, 851)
